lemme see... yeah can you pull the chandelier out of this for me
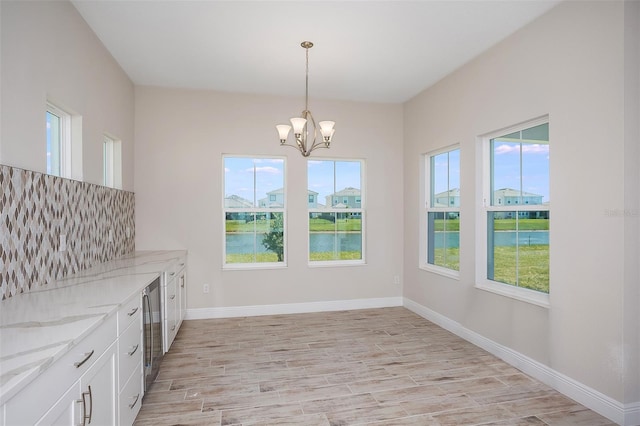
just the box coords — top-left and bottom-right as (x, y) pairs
(276, 41), (335, 157)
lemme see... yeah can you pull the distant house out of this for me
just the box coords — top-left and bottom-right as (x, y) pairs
(325, 187), (361, 209)
(322, 187), (362, 218)
(491, 188), (547, 219)
(224, 194), (254, 221)
(433, 188), (460, 207)
(258, 188), (322, 209)
(493, 188), (543, 206)
(258, 188), (284, 208)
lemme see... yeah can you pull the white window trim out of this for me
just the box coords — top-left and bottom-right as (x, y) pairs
(419, 144), (461, 279)
(46, 102), (72, 178)
(475, 116), (550, 308)
(308, 158), (366, 267)
(222, 155), (287, 270)
(103, 134), (122, 189)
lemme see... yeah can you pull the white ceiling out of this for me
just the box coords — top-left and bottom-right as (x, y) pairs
(71, 0), (560, 104)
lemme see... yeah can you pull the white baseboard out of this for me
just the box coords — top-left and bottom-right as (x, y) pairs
(185, 296), (403, 320)
(403, 297), (639, 426)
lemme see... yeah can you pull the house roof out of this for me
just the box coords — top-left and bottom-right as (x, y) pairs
(330, 187), (361, 197)
(225, 194), (253, 208)
(494, 188), (542, 198)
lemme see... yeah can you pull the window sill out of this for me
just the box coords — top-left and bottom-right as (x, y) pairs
(223, 262), (287, 271)
(419, 264), (460, 280)
(308, 260), (366, 268)
(475, 280), (550, 308)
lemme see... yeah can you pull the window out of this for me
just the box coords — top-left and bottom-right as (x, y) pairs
(223, 156), (286, 267)
(422, 146), (460, 274)
(46, 103), (71, 177)
(103, 135), (122, 189)
(478, 118), (549, 306)
(308, 159), (364, 264)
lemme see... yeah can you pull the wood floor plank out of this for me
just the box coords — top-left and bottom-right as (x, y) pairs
(133, 308), (615, 426)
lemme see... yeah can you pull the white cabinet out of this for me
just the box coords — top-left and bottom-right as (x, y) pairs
(117, 296), (143, 425)
(35, 382), (80, 425)
(162, 258), (186, 353)
(77, 342), (117, 425)
(4, 314), (117, 426)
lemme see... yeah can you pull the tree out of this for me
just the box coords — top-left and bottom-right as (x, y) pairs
(262, 213), (284, 261)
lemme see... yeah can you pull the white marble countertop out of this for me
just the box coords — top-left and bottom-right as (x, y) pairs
(0, 250), (187, 404)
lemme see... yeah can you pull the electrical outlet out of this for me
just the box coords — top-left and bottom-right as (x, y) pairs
(203, 284), (210, 294)
(126, 227), (131, 239)
(108, 228), (113, 243)
(393, 275), (400, 285)
(59, 234), (66, 252)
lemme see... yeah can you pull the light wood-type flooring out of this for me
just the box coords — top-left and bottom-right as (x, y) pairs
(133, 307), (614, 426)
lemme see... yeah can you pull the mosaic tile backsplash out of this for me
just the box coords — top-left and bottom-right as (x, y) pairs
(0, 164), (135, 299)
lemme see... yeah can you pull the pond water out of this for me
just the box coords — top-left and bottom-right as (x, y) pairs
(226, 232), (362, 254)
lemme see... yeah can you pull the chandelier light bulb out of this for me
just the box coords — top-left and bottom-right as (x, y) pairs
(276, 124), (292, 143)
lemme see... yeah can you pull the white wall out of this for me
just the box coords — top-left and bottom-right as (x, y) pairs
(0, 1), (135, 190)
(134, 86), (404, 310)
(403, 0), (638, 414)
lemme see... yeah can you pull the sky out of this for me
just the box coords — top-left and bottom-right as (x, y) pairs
(224, 157), (361, 206)
(432, 125), (550, 204)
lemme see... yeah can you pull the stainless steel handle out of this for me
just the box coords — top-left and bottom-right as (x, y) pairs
(128, 344), (139, 356)
(128, 393), (140, 409)
(170, 294), (175, 300)
(127, 307), (139, 316)
(143, 293), (152, 368)
(169, 272), (176, 277)
(171, 325), (176, 331)
(179, 262), (185, 267)
(74, 350), (94, 368)
(80, 385), (92, 425)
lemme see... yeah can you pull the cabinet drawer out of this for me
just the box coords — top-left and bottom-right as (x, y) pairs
(118, 294), (142, 335)
(4, 314), (116, 426)
(118, 319), (142, 391)
(119, 362), (143, 426)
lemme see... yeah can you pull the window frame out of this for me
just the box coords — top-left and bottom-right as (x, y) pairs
(420, 144), (461, 279)
(222, 155), (287, 270)
(103, 134), (122, 189)
(307, 158), (366, 267)
(46, 102), (72, 178)
(476, 116), (550, 307)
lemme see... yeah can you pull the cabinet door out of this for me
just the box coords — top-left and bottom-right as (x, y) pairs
(164, 277), (178, 351)
(36, 382), (80, 425)
(79, 343), (117, 425)
(177, 269), (187, 327)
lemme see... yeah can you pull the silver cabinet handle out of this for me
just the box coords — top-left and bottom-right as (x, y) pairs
(170, 294), (175, 300)
(127, 307), (139, 316)
(128, 344), (139, 356)
(128, 393), (140, 409)
(171, 325), (176, 331)
(74, 350), (94, 368)
(169, 272), (176, 277)
(179, 262), (185, 267)
(80, 385), (92, 425)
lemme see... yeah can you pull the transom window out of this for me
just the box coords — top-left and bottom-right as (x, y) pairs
(46, 103), (71, 177)
(478, 117), (550, 306)
(308, 159), (364, 264)
(223, 156), (286, 267)
(103, 134), (122, 189)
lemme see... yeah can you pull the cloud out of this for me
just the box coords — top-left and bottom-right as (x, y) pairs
(495, 144), (549, 155)
(224, 167), (229, 173)
(246, 166), (281, 174)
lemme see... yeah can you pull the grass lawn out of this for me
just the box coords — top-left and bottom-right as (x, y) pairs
(431, 218), (548, 232)
(432, 244), (549, 294)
